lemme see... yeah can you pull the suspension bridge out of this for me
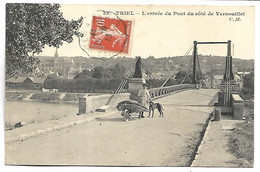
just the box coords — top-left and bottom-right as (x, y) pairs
(5, 40), (245, 166)
(105, 40), (241, 111)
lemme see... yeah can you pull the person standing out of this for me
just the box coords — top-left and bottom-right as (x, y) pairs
(138, 84), (150, 118)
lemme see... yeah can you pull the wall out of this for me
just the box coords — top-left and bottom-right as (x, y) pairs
(231, 94), (244, 120)
(84, 93), (131, 113)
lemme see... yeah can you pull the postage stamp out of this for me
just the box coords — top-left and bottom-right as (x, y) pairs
(89, 16), (132, 53)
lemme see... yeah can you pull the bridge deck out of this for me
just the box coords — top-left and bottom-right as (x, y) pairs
(6, 89), (219, 166)
(156, 89), (218, 106)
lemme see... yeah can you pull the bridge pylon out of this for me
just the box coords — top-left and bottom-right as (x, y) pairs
(217, 40), (238, 107)
(192, 40), (239, 107)
(128, 56), (146, 101)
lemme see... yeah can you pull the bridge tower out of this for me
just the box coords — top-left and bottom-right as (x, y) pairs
(192, 41), (197, 84)
(192, 40), (238, 107)
(218, 40), (238, 107)
(128, 56), (146, 101)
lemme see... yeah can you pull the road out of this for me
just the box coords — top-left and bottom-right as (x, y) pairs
(5, 89), (218, 166)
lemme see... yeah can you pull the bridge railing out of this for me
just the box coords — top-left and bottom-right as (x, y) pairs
(148, 84), (195, 99)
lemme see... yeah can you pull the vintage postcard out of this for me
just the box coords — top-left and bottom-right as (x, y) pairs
(5, 4), (254, 167)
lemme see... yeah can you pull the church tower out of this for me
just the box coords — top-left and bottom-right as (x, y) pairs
(54, 48), (59, 61)
(54, 48), (59, 72)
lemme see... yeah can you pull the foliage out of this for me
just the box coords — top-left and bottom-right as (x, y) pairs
(46, 73), (60, 79)
(174, 71), (205, 84)
(6, 3), (83, 76)
(74, 70), (93, 79)
(146, 79), (163, 88)
(43, 78), (123, 92)
(94, 79), (106, 90)
(175, 71), (193, 84)
(92, 66), (104, 79)
(240, 72), (254, 100)
(163, 78), (178, 86)
(62, 93), (87, 101)
(228, 121), (254, 167)
(106, 79), (123, 90)
(76, 64), (126, 80)
(111, 63), (126, 79)
(43, 78), (61, 89)
(42, 63), (127, 92)
(30, 92), (61, 101)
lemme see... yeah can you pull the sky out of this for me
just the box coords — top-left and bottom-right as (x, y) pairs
(37, 4), (255, 60)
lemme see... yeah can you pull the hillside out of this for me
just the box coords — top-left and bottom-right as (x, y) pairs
(35, 55), (254, 79)
(71, 55), (254, 75)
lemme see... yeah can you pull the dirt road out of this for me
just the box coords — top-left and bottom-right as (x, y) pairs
(5, 89), (218, 166)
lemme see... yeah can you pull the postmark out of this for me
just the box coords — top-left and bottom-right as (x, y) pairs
(89, 16), (132, 53)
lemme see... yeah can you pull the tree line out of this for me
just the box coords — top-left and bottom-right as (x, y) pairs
(239, 72), (254, 100)
(43, 63), (201, 93)
(43, 64), (127, 92)
(43, 78), (124, 93)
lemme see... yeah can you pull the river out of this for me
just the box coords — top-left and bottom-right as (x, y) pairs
(5, 101), (78, 125)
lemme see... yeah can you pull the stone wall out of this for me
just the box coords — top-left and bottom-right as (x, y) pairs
(84, 93), (131, 113)
(231, 94), (244, 120)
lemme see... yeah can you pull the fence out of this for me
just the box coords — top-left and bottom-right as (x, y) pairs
(148, 84), (195, 99)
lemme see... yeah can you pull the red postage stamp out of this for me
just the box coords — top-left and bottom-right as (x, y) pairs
(89, 16), (132, 53)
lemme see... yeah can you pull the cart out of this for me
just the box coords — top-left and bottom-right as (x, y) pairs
(117, 100), (149, 122)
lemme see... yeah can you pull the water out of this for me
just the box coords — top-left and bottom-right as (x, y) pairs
(5, 101), (78, 124)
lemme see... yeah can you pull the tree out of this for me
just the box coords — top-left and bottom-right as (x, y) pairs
(43, 78), (61, 89)
(241, 72), (254, 99)
(106, 79), (122, 90)
(73, 69), (93, 80)
(111, 63), (126, 79)
(94, 79), (106, 91)
(6, 4), (83, 76)
(92, 66), (104, 79)
(175, 71), (192, 84)
(46, 73), (60, 79)
(175, 71), (205, 84)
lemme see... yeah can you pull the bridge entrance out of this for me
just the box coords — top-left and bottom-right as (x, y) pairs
(108, 40), (239, 111)
(192, 40), (238, 107)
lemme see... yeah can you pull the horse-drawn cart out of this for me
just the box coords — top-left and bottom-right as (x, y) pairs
(117, 100), (148, 121)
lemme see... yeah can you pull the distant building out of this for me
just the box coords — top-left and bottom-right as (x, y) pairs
(5, 77), (46, 90)
(37, 49), (75, 75)
(233, 74), (241, 82)
(237, 71), (251, 79)
(213, 75), (224, 89)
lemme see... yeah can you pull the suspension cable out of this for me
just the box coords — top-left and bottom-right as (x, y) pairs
(106, 58), (138, 105)
(161, 44), (193, 87)
(180, 51), (194, 85)
(141, 60), (160, 87)
(196, 51), (203, 81)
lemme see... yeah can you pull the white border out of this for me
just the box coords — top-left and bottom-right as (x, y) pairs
(1, 1), (259, 172)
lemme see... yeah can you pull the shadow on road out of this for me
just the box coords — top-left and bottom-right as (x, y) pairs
(95, 116), (141, 123)
(95, 117), (125, 122)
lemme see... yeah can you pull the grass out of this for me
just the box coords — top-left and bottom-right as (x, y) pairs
(62, 93), (87, 101)
(228, 120), (254, 167)
(227, 97), (254, 167)
(5, 92), (24, 100)
(5, 91), (39, 100)
(30, 92), (61, 101)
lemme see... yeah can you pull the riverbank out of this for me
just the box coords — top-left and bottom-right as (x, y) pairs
(5, 91), (130, 130)
(5, 91), (93, 102)
(5, 109), (118, 144)
(5, 101), (79, 129)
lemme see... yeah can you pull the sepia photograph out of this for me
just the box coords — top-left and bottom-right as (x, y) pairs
(2, 1), (256, 169)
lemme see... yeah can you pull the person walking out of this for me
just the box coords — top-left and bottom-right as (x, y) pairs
(138, 84), (150, 118)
